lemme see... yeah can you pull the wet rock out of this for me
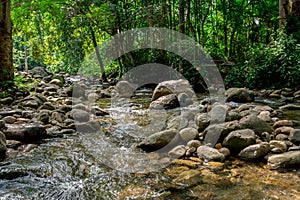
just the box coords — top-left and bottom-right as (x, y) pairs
(87, 93), (101, 102)
(172, 169), (201, 189)
(70, 84), (86, 98)
(225, 88), (255, 103)
(39, 102), (56, 110)
(137, 129), (179, 152)
(0, 110), (22, 117)
(195, 113), (210, 131)
(202, 121), (241, 146)
(58, 105), (72, 113)
(37, 113), (50, 124)
(29, 67), (49, 77)
(209, 104), (227, 124)
(3, 123), (47, 142)
(49, 79), (63, 87)
(0, 120), (5, 129)
(149, 94), (180, 110)
(115, 80), (135, 98)
(269, 140), (287, 153)
(90, 106), (109, 116)
(279, 104), (300, 110)
(257, 111), (272, 122)
(223, 129), (256, 153)
(75, 120), (101, 133)
(268, 151), (300, 168)
(274, 126), (294, 135)
(44, 85), (58, 92)
(237, 104), (251, 112)
(177, 93), (193, 107)
(197, 145), (225, 162)
(275, 134), (289, 141)
(187, 140), (201, 149)
(219, 147), (231, 158)
(186, 147), (196, 156)
(21, 110), (34, 119)
(117, 186), (155, 200)
(238, 142), (270, 160)
(228, 111), (242, 121)
(23, 100), (39, 109)
(179, 127), (198, 142)
(168, 145), (186, 158)
(273, 120), (293, 129)
(239, 114), (274, 136)
(0, 97), (14, 104)
(2, 116), (16, 124)
(52, 74), (65, 83)
(289, 129), (300, 144)
(51, 111), (66, 123)
(6, 140), (22, 149)
(152, 79), (194, 101)
(70, 109), (90, 122)
(0, 131), (7, 154)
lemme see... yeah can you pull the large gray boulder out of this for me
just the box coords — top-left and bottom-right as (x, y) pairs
(70, 109), (90, 122)
(267, 151), (300, 168)
(202, 120), (241, 146)
(239, 114), (274, 136)
(149, 94), (179, 110)
(238, 142), (270, 160)
(3, 123), (47, 142)
(152, 79), (194, 101)
(137, 129), (180, 152)
(223, 129), (256, 152)
(225, 88), (255, 103)
(289, 129), (300, 144)
(29, 67), (49, 77)
(115, 80), (135, 98)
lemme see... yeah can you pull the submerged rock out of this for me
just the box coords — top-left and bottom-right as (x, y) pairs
(172, 169), (202, 189)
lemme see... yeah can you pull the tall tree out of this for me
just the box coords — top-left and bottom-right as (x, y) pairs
(0, 0), (13, 82)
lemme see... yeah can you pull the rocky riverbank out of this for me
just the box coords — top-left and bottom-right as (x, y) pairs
(0, 67), (299, 199)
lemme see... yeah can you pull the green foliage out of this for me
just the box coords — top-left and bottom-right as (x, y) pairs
(10, 0), (300, 89)
(225, 31), (300, 89)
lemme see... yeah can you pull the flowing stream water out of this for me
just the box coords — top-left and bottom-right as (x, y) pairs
(0, 90), (299, 199)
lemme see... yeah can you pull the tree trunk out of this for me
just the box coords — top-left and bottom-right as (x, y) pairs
(90, 27), (108, 82)
(279, 0), (288, 27)
(0, 0), (13, 82)
(178, 0), (185, 35)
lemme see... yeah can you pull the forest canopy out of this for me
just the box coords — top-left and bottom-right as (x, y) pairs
(5, 0), (300, 89)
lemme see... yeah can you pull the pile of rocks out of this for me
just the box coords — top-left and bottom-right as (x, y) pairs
(0, 67), (110, 158)
(137, 81), (300, 169)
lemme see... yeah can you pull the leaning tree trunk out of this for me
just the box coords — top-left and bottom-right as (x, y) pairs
(0, 0), (13, 82)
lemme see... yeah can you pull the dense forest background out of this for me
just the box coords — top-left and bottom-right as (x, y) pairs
(1, 0), (300, 90)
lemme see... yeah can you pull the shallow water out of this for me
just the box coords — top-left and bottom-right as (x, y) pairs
(0, 91), (299, 199)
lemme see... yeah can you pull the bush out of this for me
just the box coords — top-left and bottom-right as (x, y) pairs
(225, 31), (300, 89)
